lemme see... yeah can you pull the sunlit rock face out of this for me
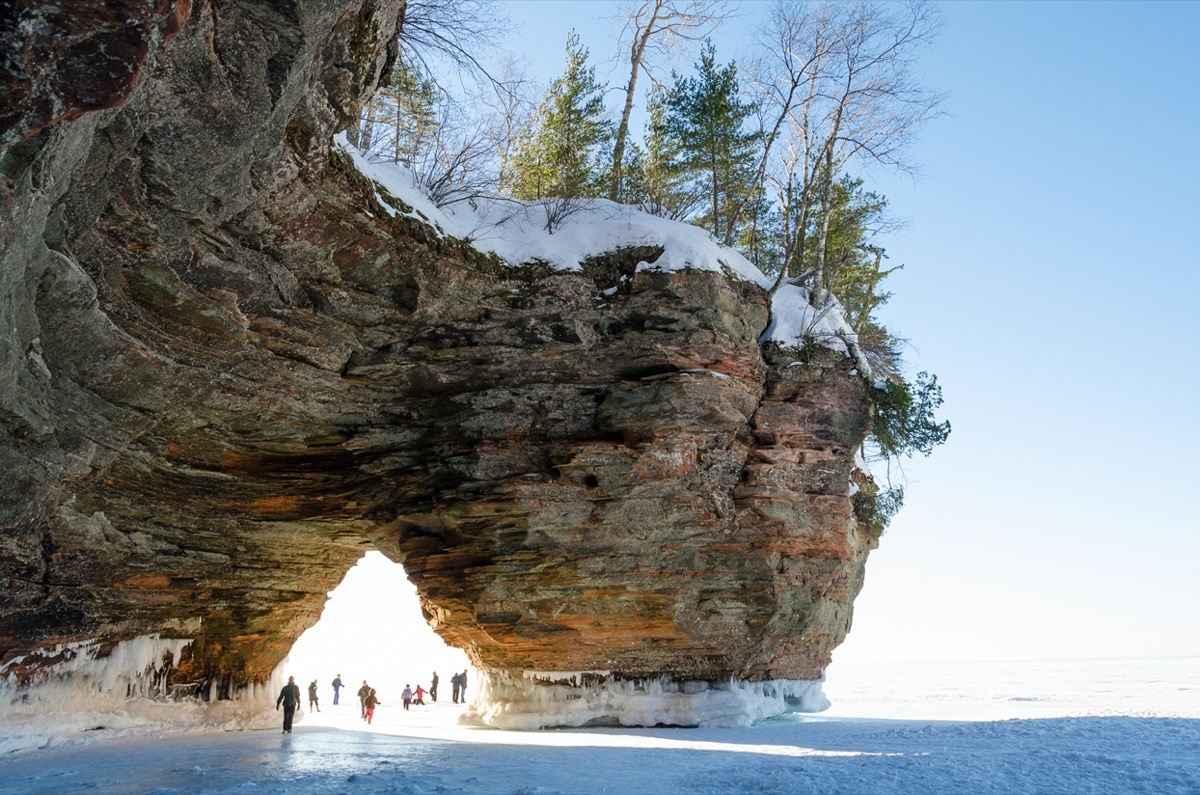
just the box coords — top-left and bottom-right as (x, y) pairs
(0, 0), (876, 720)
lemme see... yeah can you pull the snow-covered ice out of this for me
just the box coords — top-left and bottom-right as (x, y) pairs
(1, 657), (1195, 794)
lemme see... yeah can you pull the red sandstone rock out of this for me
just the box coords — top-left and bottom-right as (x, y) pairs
(0, 0), (878, 709)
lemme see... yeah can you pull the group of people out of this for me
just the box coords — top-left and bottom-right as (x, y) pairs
(450, 670), (469, 703)
(277, 670), (470, 732)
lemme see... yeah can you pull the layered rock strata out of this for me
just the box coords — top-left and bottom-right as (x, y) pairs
(0, 1), (878, 725)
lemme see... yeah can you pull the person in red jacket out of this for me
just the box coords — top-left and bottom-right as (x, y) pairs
(364, 688), (381, 724)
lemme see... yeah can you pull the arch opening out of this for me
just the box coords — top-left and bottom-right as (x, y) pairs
(282, 551), (473, 716)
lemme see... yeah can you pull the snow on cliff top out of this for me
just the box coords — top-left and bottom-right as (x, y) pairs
(335, 136), (859, 355)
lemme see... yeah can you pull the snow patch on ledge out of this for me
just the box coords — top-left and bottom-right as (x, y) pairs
(464, 672), (830, 730)
(761, 284), (864, 364)
(334, 136), (869, 363)
(0, 635), (281, 755)
(335, 134), (772, 287)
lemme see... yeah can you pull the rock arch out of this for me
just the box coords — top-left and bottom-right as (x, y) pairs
(0, 0), (876, 728)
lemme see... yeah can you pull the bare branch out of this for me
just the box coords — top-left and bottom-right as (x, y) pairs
(608, 0), (740, 199)
(744, 0), (943, 298)
(400, 0), (512, 91)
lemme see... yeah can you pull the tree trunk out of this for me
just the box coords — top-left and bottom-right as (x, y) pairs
(812, 186), (832, 307)
(610, 2), (662, 201)
(360, 98), (377, 152)
(709, 147), (720, 238)
(394, 96), (402, 164)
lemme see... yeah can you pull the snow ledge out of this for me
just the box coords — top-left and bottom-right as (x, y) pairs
(334, 135), (863, 361)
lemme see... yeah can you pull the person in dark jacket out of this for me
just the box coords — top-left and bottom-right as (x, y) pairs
(331, 674), (343, 705)
(276, 676), (301, 733)
(451, 672), (461, 703)
(307, 680), (321, 712)
(357, 680), (370, 718)
(429, 671), (439, 702)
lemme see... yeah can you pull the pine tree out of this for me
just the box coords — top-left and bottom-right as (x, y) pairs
(735, 194), (781, 275)
(502, 32), (611, 201)
(821, 177), (891, 325)
(812, 176), (907, 376)
(363, 59), (440, 166)
(622, 88), (695, 217)
(662, 41), (760, 245)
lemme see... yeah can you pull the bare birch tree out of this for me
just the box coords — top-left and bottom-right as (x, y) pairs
(608, 0), (737, 200)
(744, 0), (944, 301)
(471, 55), (536, 192)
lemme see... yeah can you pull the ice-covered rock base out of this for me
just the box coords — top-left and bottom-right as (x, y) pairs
(0, 635), (283, 755)
(464, 671), (831, 730)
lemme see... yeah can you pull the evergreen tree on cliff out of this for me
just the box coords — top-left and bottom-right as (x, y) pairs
(621, 88), (696, 218)
(362, 59), (441, 166)
(819, 177), (905, 375)
(502, 32), (612, 202)
(661, 41), (760, 246)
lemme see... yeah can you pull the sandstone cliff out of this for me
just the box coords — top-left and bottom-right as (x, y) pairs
(0, 0), (878, 728)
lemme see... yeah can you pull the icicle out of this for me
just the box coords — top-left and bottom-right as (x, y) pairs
(0, 636), (283, 754)
(463, 671), (830, 730)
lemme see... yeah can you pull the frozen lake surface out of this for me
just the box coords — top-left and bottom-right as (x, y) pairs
(1, 657), (1197, 794)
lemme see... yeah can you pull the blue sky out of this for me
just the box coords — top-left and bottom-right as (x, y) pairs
(489, 1), (1200, 663)
(820, 0), (1200, 663)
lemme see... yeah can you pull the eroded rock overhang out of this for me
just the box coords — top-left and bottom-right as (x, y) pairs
(0, 0), (878, 728)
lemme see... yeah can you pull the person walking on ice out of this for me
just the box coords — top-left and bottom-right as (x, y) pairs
(331, 673), (343, 705)
(364, 688), (380, 724)
(307, 680), (321, 712)
(276, 676), (301, 734)
(401, 684), (413, 710)
(357, 680), (370, 718)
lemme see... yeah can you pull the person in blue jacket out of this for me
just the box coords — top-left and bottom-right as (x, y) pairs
(331, 674), (343, 705)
